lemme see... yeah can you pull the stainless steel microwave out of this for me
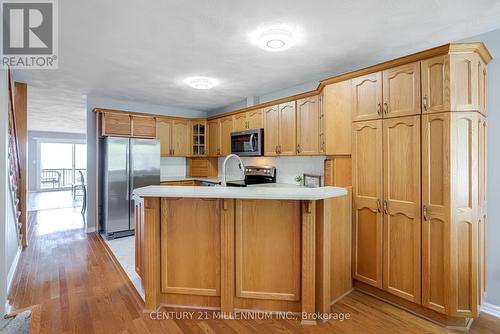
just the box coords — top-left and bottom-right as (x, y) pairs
(231, 128), (263, 156)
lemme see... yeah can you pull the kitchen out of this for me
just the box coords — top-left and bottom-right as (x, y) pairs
(3, 1), (500, 333)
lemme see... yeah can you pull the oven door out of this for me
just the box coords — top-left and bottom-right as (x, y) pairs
(231, 129), (263, 156)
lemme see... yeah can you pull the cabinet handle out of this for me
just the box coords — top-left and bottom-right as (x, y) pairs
(376, 199), (381, 213)
(279, 145), (282, 154)
(383, 200), (388, 215)
(297, 144), (301, 153)
(383, 102), (388, 114)
(423, 205), (428, 221)
(423, 95), (428, 111)
(275, 146), (278, 154)
(377, 103), (382, 115)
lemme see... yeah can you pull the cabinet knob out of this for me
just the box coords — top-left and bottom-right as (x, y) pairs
(376, 199), (381, 213)
(383, 200), (388, 215)
(423, 96), (428, 111)
(383, 102), (388, 114)
(377, 103), (382, 115)
(423, 205), (428, 221)
(297, 144), (301, 153)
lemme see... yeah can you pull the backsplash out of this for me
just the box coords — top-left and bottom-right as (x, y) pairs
(218, 156), (325, 185)
(160, 157), (186, 177)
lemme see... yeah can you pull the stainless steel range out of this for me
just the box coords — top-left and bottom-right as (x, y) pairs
(225, 166), (276, 187)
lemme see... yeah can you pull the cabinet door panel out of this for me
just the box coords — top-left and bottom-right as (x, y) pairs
(220, 117), (233, 156)
(132, 116), (156, 138)
(296, 96), (319, 155)
(102, 112), (131, 136)
(247, 109), (263, 129)
(383, 63), (421, 118)
(352, 120), (383, 287)
(478, 59), (488, 117)
(172, 120), (191, 156)
(278, 101), (297, 155)
(233, 113), (247, 132)
(382, 116), (421, 303)
(263, 105), (279, 156)
(422, 112), (450, 314)
(352, 72), (382, 121)
(208, 120), (221, 156)
(450, 54), (479, 112)
(421, 56), (450, 113)
(157, 118), (172, 156)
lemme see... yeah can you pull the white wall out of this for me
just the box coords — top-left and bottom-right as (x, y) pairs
(0, 69), (21, 315)
(85, 96), (206, 232)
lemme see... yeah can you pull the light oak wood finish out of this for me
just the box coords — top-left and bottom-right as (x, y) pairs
(172, 119), (191, 156)
(156, 117), (173, 156)
(220, 199), (235, 314)
(14, 82), (28, 248)
(187, 157), (218, 177)
(478, 57), (488, 117)
(322, 81), (352, 155)
(161, 198), (221, 297)
(478, 115), (487, 305)
(9, 210), (499, 334)
(102, 111), (132, 136)
(323, 156), (352, 187)
(296, 96), (320, 155)
(191, 120), (207, 156)
(134, 197), (145, 279)
(278, 101), (297, 155)
(143, 197), (161, 310)
(351, 72), (383, 122)
(131, 115), (156, 138)
(233, 113), (247, 132)
(382, 115), (421, 303)
(352, 120), (383, 288)
(247, 108), (263, 129)
(235, 200), (301, 301)
(207, 119), (221, 156)
(263, 105), (279, 156)
(301, 200), (316, 325)
(421, 55), (451, 113)
(450, 53), (479, 112)
(382, 62), (421, 118)
(219, 116), (233, 156)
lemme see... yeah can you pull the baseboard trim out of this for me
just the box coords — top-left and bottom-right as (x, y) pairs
(85, 226), (96, 233)
(6, 247), (22, 294)
(481, 302), (500, 318)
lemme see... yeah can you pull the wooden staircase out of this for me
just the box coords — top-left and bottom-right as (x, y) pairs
(6, 69), (25, 247)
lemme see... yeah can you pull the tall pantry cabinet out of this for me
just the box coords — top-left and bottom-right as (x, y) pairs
(352, 44), (491, 321)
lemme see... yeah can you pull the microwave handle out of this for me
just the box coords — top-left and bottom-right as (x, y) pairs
(250, 134), (256, 152)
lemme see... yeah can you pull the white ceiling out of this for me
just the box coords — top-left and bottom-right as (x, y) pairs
(14, 0), (500, 133)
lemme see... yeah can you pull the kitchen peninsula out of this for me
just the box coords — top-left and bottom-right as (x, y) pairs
(133, 185), (351, 324)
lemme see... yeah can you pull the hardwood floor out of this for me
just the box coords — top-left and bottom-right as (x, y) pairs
(7, 208), (500, 333)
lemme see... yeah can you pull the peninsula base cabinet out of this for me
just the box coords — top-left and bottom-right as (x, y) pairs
(353, 111), (486, 325)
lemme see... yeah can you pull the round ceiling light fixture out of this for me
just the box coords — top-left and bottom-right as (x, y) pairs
(257, 28), (295, 52)
(184, 77), (218, 90)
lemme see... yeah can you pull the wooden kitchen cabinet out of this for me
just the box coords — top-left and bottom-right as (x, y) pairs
(351, 72), (383, 122)
(382, 115), (421, 303)
(135, 198), (144, 279)
(478, 115), (487, 305)
(263, 105), (279, 156)
(131, 115), (156, 138)
(172, 119), (191, 156)
(322, 81), (352, 155)
(382, 62), (421, 118)
(233, 113), (247, 132)
(157, 118), (172, 156)
(220, 116), (233, 156)
(296, 96), (320, 155)
(233, 109), (264, 132)
(478, 57), (488, 117)
(421, 55), (450, 113)
(207, 119), (221, 156)
(352, 119), (383, 288)
(102, 112), (132, 136)
(187, 157), (218, 177)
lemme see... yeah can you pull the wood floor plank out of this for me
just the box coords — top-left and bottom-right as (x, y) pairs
(6, 208), (500, 334)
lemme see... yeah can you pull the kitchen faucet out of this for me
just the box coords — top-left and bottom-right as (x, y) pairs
(221, 154), (245, 187)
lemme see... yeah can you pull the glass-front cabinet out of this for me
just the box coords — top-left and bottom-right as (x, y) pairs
(192, 120), (206, 156)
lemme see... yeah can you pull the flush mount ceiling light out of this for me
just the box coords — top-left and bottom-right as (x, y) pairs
(249, 24), (302, 52)
(184, 77), (218, 90)
(257, 28), (294, 51)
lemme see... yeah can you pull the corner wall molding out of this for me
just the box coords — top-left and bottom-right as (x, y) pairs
(481, 302), (500, 318)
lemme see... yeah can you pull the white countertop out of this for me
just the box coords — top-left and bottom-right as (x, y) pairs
(133, 184), (347, 200)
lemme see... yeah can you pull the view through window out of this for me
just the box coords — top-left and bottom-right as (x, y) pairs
(39, 142), (86, 190)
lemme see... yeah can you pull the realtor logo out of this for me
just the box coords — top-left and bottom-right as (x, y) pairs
(1, 0), (58, 69)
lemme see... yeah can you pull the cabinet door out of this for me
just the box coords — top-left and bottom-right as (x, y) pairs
(220, 117), (233, 156)
(352, 120), (383, 288)
(132, 115), (156, 138)
(278, 101), (297, 155)
(382, 63), (421, 118)
(156, 118), (172, 156)
(422, 112), (450, 314)
(478, 116), (487, 304)
(172, 120), (191, 156)
(233, 113), (247, 132)
(351, 72), (383, 121)
(478, 59), (488, 117)
(450, 54), (479, 112)
(421, 56), (450, 113)
(263, 105), (279, 156)
(208, 120), (221, 156)
(247, 109), (263, 129)
(296, 96), (319, 155)
(382, 116), (421, 303)
(102, 112), (131, 136)
(323, 81), (352, 155)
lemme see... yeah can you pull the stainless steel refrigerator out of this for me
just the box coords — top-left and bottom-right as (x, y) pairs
(100, 137), (160, 239)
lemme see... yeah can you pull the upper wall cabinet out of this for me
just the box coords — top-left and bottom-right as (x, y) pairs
(352, 62), (421, 122)
(352, 72), (383, 122)
(156, 118), (191, 157)
(157, 118), (172, 156)
(296, 96), (320, 155)
(322, 81), (352, 155)
(220, 116), (233, 156)
(207, 119), (221, 156)
(263, 105), (279, 156)
(233, 109), (263, 132)
(421, 54), (487, 114)
(131, 115), (156, 138)
(102, 112), (132, 137)
(382, 62), (421, 118)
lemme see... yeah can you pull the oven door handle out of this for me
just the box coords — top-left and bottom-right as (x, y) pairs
(250, 133), (257, 152)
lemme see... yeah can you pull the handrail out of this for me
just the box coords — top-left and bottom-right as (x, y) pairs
(7, 68), (21, 182)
